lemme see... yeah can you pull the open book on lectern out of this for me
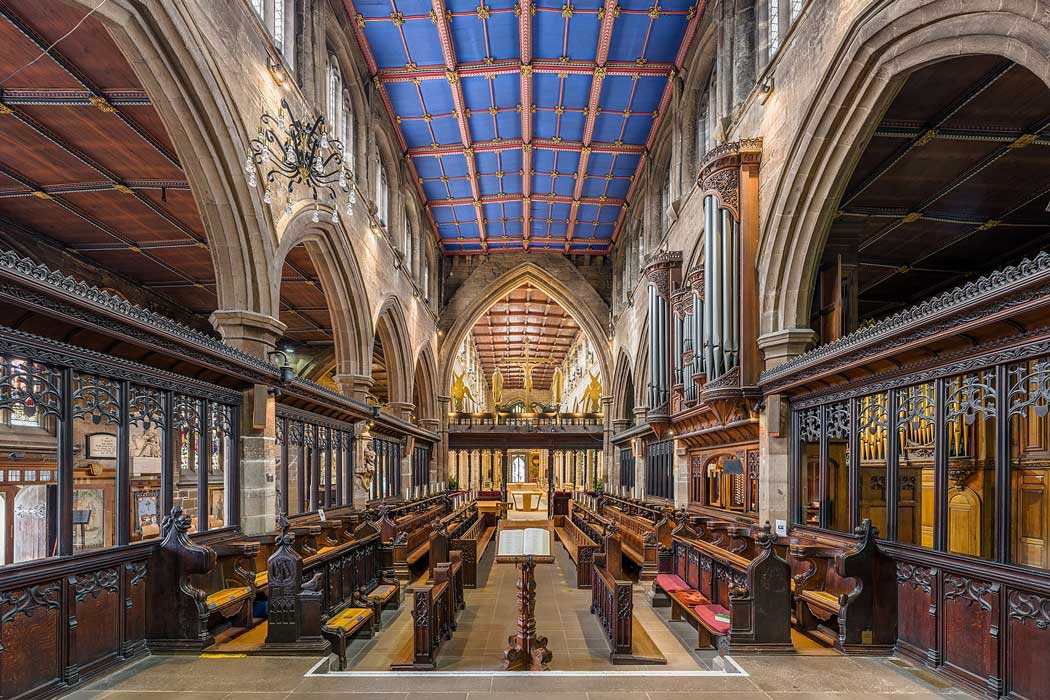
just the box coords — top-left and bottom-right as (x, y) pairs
(497, 527), (551, 557)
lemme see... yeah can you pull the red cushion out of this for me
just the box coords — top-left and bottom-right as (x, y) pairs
(655, 574), (691, 593)
(694, 604), (731, 635)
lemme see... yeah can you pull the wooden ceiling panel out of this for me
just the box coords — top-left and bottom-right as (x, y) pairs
(59, 190), (197, 242)
(0, 197), (105, 243)
(15, 105), (183, 181)
(143, 247), (219, 281)
(0, 117), (103, 183)
(0, 3), (143, 88)
(469, 282), (581, 391)
(940, 64), (1050, 132)
(881, 56), (1007, 126)
(852, 138), (1005, 210)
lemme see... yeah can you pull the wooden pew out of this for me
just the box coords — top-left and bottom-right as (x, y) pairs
(589, 524), (665, 664)
(449, 512), (496, 588)
(148, 507), (258, 652)
(554, 513), (599, 588)
(597, 500), (674, 580)
(262, 516), (328, 655)
(377, 499), (451, 581)
(788, 519), (896, 654)
(391, 561), (463, 670)
(665, 521), (793, 654)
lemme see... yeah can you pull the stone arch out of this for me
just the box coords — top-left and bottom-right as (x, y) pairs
(275, 202), (372, 380)
(412, 343), (439, 424)
(79, 0), (280, 328)
(633, 324), (649, 411)
(611, 349), (636, 424)
(758, 0), (1050, 343)
(373, 296), (414, 410)
(438, 260), (613, 400)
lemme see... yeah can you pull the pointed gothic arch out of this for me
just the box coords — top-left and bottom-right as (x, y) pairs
(757, 1), (1050, 341)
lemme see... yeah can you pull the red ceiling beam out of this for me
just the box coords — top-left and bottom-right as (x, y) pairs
(431, 0), (488, 251)
(519, 0), (533, 250)
(429, 193), (623, 207)
(564, 0), (618, 252)
(377, 59), (675, 82)
(409, 137), (645, 157)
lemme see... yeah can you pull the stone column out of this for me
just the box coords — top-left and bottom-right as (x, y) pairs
(239, 387), (277, 536)
(420, 418), (441, 489)
(601, 395), (614, 490)
(757, 328), (817, 528)
(209, 310), (286, 359)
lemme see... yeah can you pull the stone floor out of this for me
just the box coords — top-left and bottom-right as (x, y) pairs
(64, 535), (978, 700)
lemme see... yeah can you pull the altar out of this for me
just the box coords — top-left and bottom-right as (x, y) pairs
(507, 482), (545, 512)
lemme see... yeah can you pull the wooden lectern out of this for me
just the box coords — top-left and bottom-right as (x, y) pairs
(494, 520), (555, 670)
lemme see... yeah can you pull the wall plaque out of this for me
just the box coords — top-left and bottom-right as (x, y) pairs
(86, 432), (118, 459)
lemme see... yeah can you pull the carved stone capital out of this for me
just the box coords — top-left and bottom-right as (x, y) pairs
(333, 373), (374, 402)
(757, 328), (818, 371)
(208, 310), (287, 359)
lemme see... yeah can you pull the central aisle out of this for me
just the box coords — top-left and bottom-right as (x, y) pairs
(321, 539), (726, 672)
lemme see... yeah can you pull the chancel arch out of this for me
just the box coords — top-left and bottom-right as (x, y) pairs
(757, 0), (1050, 344)
(439, 261), (613, 397)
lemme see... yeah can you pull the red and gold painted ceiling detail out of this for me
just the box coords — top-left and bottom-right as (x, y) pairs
(345, 0), (704, 254)
(469, 282), (580, 389)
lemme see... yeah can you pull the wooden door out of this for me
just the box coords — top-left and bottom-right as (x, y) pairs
(947, 487), (980, 557)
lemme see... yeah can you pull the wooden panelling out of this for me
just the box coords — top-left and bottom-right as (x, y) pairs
(1006, 590), (1050, 700)
(0, 553), (150, 700)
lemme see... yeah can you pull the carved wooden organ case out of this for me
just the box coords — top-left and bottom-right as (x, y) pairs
(644, 139), (763, 443)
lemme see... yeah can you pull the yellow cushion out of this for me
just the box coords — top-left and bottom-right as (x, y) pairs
(206, 587), (250, 610)
(368, 584), (397, 601)
(325, 607), (372, 633)
(316, 546), (336, 556)
(802, 589), (840, 607)
(790, 579), (795, 592)
(255, 572), (268, 587)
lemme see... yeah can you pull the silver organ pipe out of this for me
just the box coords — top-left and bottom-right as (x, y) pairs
(702, 196), (714, 378)
(648, 284), (657, 408)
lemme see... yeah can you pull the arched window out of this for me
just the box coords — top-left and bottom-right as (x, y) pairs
(252, 0), (294, 70)
(768, 0), (780, 55)
(326, 56), (342, 135)
(422, 254), (431, 301)
(661, 169), (672, 232)
(342, 93), (355, 174)
(377, 166), (389, 226)
(789, 0), (803, 21)
(404, 213), (413, 273)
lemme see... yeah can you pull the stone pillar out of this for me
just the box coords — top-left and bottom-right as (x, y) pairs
(239, 387), (277, 536)
(420, 418), (441, 489)
(601, 395), (614, 490)
(756, 328), (817, 528)
(633, 438), (645, 500)
(673, 441), (690, 509)
(209, 310), (286, 359)
(333, 373), (375, 403)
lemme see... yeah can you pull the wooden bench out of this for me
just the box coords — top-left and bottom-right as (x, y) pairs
(555, 514), (599, 589)
(589, 525), (665, 664)
(788, 519), (895, 654)
(450, 514), (495, 588)
(664, 521), (793, 654)
(322, 606), (376, 669)
(149, 507), (258, 652)
(391, 561), (462, 670)
(377, 500), (451, 580)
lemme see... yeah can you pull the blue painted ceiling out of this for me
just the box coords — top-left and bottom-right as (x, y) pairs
(344, 0), (703, 254)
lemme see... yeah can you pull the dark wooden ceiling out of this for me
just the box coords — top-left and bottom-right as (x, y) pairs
(0, 1), (332, 347)
(822, 54), (1050, 322)
(470, 282), (580, 390)
(0, 1), (212, 313)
